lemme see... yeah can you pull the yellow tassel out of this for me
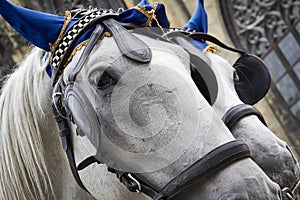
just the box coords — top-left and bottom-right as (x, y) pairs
(133, 3), (165, 34)
(50, 11), (72, 52)
(204, 44), (221, 54)
(64, 40), (89, 67)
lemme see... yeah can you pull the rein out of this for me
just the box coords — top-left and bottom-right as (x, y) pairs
(50, 9), (253, 199)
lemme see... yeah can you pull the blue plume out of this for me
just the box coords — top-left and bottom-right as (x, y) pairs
(184, 0), (207, 33)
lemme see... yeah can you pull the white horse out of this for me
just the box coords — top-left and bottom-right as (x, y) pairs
(0, 27), (284, 199)
(207, 52), (300, 193)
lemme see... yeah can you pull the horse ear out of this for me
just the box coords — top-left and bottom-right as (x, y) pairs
(233, 54), (271, 105)
(183, 0), (207, 33)
(0, 0), (66, 51)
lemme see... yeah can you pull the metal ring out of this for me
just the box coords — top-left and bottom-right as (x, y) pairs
(282, 187), (294, 200)
(127, 173), (142, 193)
(292, 180), (300, 198)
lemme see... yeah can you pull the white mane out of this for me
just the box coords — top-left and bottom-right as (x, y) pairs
(0, 48), (54, 200)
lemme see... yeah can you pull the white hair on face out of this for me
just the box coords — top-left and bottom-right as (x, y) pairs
(0, 47), (54, 200)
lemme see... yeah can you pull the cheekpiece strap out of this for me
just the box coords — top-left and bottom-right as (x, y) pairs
(222, 104), (267, 130)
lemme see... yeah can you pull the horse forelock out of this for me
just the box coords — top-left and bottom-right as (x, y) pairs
(0, 47), (55, 200)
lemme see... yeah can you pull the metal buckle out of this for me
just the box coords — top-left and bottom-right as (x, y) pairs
(282, 187), (294, 200)
(127, 173), (142, 193)
(292, 180), (300, 199)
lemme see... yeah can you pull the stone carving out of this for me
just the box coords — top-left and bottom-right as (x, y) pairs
(220, 0), (300, 57)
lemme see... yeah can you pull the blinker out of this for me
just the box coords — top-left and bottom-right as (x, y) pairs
(184, 0), (271, 105)
(233, 54), (271, 105)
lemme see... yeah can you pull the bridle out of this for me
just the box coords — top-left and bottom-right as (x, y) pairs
(222, 104), (300, 200)
(50, 8), (253, 200)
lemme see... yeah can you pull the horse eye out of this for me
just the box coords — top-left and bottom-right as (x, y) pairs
(97, 71), (116, 90)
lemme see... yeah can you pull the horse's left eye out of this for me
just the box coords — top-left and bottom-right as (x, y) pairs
(97, 71), (116, 90)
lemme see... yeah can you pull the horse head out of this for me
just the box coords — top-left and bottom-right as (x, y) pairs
(182, 3), (300, 197)
(0, 0), (284, 199)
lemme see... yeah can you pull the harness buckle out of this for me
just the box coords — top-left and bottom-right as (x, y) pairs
(127, 173), (142, 193)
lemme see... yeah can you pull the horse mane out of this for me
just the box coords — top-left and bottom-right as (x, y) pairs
(0, 48), (55, 199)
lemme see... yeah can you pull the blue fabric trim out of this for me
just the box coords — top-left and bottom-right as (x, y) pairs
(0, 0), (170, 52)
(190, 40), (207, 51)
(0, 0), (67, 51)
(183, 0), (207, 33)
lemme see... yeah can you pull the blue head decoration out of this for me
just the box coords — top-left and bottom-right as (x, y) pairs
(183, 0), (208, 50)
(0, 0), (169, 52)
(184, 0), (207, 33)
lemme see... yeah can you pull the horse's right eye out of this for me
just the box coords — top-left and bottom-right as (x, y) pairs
(97, 71), (116, 90)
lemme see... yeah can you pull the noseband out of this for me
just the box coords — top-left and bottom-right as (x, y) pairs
(51, 9), (252, 199)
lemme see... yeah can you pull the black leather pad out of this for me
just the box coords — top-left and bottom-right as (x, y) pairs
(233, 54), (271, 105)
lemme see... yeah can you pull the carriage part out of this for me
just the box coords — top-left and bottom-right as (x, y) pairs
(222, 104), (267, 130)
(188, 32), (271, 105)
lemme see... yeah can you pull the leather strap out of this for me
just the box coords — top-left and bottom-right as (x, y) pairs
(188, 32), (246, 55)
(77, 156), (101, 171)
(51, 11), (117, 85)
(111, 140), (251, 200)
(52, 24), (109, 194)
(102, 18), (152, 63)
(52, 82), (89, 193)
(68, 24), (104, 82)
(222, 104), (267, 130)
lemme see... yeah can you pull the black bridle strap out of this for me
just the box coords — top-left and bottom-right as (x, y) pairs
(112, 140), (251, 200)
(188, 32), (246, 55)
(51, 24), (107, 194)
(222, 104), (267, 130)
(68, 24), (104, 82)
(52, 83), (89, 193)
